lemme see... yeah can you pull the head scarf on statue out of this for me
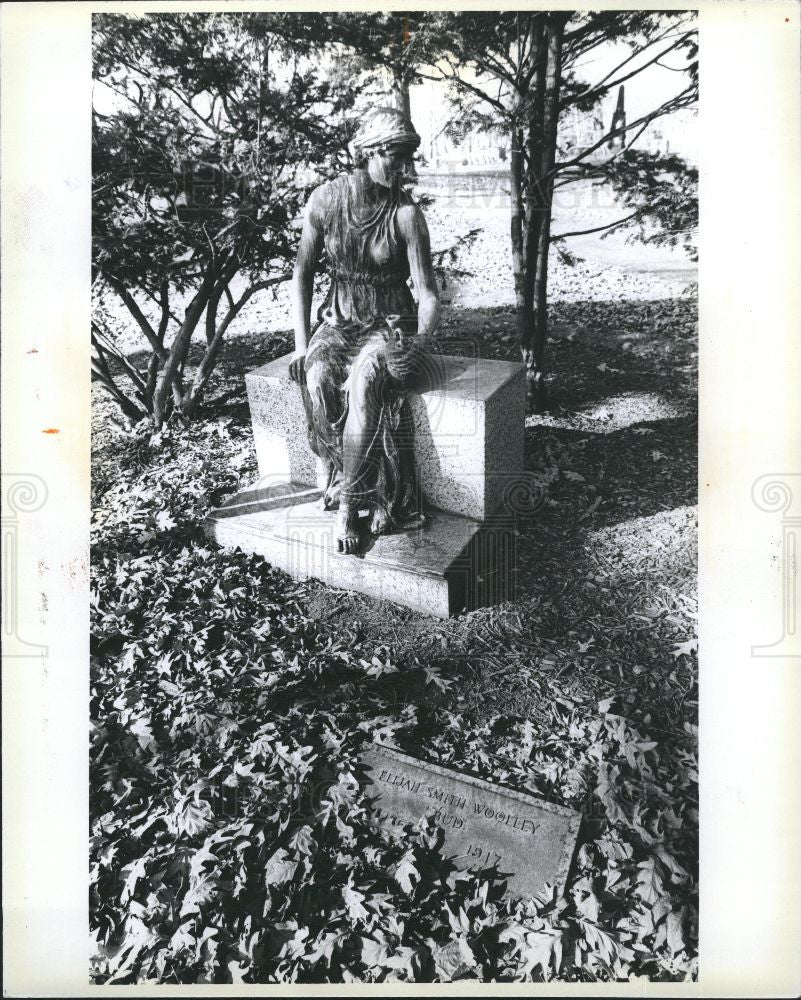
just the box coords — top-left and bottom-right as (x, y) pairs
(351, 106), (421, 188)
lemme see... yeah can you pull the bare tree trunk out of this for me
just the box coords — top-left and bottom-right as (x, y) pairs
(91, 335), (148, 424)
(104, 275), (169, 363)
(530, 14), (566, 412)
(205, 286), (222, 346)
(391, 66), (411, 119)
(145, 281), (170, 402)
(183, 273), (290, 418)
(152, 273), (216, 428)
(390, 16), (412, 119)
(510, 122), (527, 347)
(92, 366), (146, 424)
(521, 16), (546, 377)
(145, 353), (160, 403)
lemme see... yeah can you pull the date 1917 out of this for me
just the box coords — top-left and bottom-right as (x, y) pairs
(461, 843), (502, 867)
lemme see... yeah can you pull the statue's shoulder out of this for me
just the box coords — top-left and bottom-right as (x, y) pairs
(306, 178), (338, 223)
(396, 194), (427, 235)
(310, 171), (352, 206)
(316, 172), (351, 197)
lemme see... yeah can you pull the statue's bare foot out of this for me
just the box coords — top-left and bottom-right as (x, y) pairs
(369, 507), (391, 536)
(336, 505), (360, 555)
(370, 508), (427, 536)
(322, 480), (341, 511)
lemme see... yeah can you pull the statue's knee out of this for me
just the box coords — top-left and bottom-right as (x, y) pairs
(305, 362), (341, 426)
(305, 356), (335, 395)
(349, 353), (385, 401)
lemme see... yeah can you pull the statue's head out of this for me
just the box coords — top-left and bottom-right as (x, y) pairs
(352, 106), (421, 188)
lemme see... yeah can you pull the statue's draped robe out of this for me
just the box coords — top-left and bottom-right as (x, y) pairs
(301, 169), (436, 528)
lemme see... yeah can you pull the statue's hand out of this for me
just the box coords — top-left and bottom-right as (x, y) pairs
(289, 351), (306, 384)
(384, 338), (421, 385)
(384, 331), (413, 356)
(383, 314), (418, 355)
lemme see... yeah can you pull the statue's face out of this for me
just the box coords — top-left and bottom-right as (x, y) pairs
(368, 142), (418, 187)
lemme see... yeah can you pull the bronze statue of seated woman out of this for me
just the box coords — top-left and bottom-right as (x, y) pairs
(289, 106), (443, 554)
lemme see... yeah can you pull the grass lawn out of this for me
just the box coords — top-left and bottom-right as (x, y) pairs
(91, 292), (697, 984)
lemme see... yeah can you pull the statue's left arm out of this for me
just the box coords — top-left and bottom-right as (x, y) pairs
(397, 203), (441, 344)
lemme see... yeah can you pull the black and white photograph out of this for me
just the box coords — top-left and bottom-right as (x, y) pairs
(88, 9), (699, 984)
(2, 2), (799, 996)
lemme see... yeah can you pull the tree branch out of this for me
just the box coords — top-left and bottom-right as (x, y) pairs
(91, 355), (146, 422)
(184, 272), (290, 414)
(563, 33), (694, 110)
(552, 86), (695, 176)
(91, 321), (148, 394)
(552, 210), (642, 240)
(104, 274), (169, 362)
(417, 62), (508, 113)
(156, 281), (170, 342)
(472, 49), (517, 91)
(564, 18), (692, 96)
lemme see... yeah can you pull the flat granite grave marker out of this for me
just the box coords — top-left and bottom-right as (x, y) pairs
(361, 744), (581, 900)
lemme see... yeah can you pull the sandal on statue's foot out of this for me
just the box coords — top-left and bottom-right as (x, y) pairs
(336, 505), (360, 555)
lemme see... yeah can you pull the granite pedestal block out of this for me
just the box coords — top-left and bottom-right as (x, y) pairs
(245, 353), (525, 522)
(204, 479), (517, 618)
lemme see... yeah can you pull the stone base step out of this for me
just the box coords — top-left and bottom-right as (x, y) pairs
(204, 479), (517, 617)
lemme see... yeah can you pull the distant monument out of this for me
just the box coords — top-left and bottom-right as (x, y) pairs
(608, 85), (626, 150)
